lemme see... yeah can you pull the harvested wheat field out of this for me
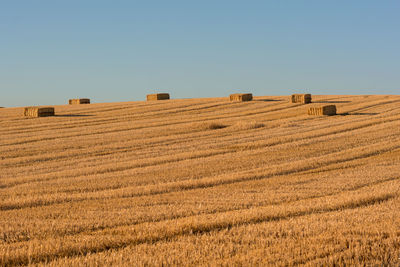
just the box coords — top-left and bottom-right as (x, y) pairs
(1, 95), (400, 266)
(68, 99), (90, 105)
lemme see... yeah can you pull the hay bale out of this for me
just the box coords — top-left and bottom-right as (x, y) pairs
(229, 93), (253, 101)
(147, 93), (170, 101)
(69, 98), (90, 104)
(308, 105), (336, 116)
(24, 107), (55, 117)
(291, 94), (312, 104)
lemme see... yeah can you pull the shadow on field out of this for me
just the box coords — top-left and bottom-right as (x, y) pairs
(314, 100), (352, 103)
(338, 112), (379, 116)
(55, 114), (94, 117)
(254, 99), (284, 102)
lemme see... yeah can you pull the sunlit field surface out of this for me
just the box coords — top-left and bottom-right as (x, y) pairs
(1, 95), (400, 266)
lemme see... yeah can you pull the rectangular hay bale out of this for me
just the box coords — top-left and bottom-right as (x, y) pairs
(229, 93), (253, 101)
(69, 98), (90, 104)
(308, 105), (337, 116)
(291, 94), (312, 104)
(146, 93), (170, 101)
(24, 107), (55, 117)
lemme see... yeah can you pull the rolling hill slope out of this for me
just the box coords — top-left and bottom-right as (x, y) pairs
(1, 95), (400, 266)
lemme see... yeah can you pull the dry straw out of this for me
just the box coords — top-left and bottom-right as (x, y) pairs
(308, 105), (337, 116)
(229, 93), (253, 101)
(147, 93), (170, 101)
(232, 121), (264, 130)
(291, 94), (312, 104)
(24, 107), (55, 117)
(69, 98), (90, 105)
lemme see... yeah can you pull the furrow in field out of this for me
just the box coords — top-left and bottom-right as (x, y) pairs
(3, 108), (399, 190)
(0, 100), (290, 146)
(0, 98), (274, 136)
(7, 93), (375, 146)
(2, 168), (397, 245)
(2, 111), (398, 192)
(1, 181), (398, 266)
(0, 100), (231, 135)
(0, 95), (392, 161)
(341, 98), (400, 114)
(2, 95), (397, 161)
(1, 135), (399, 211)
(1, 95), (400, 266)
(2, 97), (396, 162)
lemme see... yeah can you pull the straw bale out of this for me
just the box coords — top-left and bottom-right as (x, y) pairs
(147, 93), (170, 101)
(229, 93), (253, 101)
(308, 105), (336, 116)
(24, 107), (55, 117)
(69, 98), (90, 104)
(291, 94), (312, 104)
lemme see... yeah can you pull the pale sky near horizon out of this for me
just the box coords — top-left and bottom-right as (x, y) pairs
(1, 1), (399, 107)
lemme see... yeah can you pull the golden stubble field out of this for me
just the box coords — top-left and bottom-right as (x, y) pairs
(1, 95), (400, 266)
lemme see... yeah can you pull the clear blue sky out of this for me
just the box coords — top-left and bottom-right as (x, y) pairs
(1, 1), (399, 107)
